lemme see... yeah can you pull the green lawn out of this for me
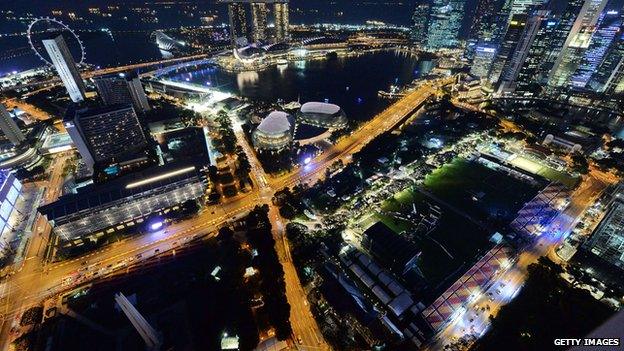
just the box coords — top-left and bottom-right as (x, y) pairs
(423, 158), (541, 224)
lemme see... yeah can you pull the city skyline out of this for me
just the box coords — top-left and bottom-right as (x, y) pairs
(0, 1), (623, 350)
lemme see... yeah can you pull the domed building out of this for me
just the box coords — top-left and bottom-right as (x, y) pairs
(297, 102), (347, 129)
(252, 111), (294, 151)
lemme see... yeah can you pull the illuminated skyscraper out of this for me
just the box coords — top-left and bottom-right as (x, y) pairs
(515, 14), (559, 93)
(251, 2), (268, 42)
(588, 30), (624, 93)
(42, 34), (86, 103)
(471, 0), (506, 43)
(426, 0), (466, 50)
(94, 72), (150, 113)
(228, 3), (248, 47)
(64, 104), (148, 170)
(274, 2), (289, 42)
(570, 10), (623, 89)
(411, 2), (431, 47)
(510, 0), (545, 16)
(548, 0), (609, 88)
(471, 44), (498, 77)
(0, 104), (25, 146)
(497, 10), (549, 93)
(488, 14), (528, 84)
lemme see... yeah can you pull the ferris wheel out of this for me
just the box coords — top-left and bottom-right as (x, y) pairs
(27, 17), (86, 66)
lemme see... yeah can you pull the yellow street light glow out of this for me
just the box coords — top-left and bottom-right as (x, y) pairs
(125, 166), (196, 189)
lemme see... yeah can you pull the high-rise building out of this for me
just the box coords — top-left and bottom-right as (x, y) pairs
(588, 30), (624, 93)
(488, 14), (528, 84)
(94, 72), (150, 113)
(510, 0), (545, 16)
(497, 10), (549, 93)
(570, 10), (623, 89)
(274, 2), (289, 42)
(411, 2), (431, 47)
(0, 104), (25, 146)
(548, 0), (609, 88)
(42, 35), (87, 103)
(426, 0), (466, 50)
(471, 44), (498, 77)
(515, 18), (560, 93)
(251, 2), (268, 42)
(64, 104), (148, 170)
(228, 3), (248, 47)
(471, 0), (506, 43)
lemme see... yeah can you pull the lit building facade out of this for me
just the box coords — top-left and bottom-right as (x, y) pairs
(411, 2), (431, 47)
(471, 44), (498, 77)
(471, 0), (507, 43)
(64, 104), (148, 170)
(488, 14), (528, 84)
(515, 15), (559, 93)
(274, 2), (290, 42)
(497, 10), (549, 93)
(0, 170), (22, 246)
(228, 3), (248, 47)
(38, 162), (207, 241)
(570, 10), (622, 89)
(426, 0), (466, 50)
(548, 0), (609, 88)
(251, 2), (268, 42)
(0, 104), (25, 146)
(94, 72), (151, 113)
(588, 31), (624, 93)
(42, 34), (87, 103)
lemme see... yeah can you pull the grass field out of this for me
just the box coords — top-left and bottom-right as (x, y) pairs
(423, 158), (542, 224)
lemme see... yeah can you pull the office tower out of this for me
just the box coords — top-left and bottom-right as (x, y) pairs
(0, 104), (25, 146)
(42, 35), (87, 103)
(64, 104), (147, 170)
(515, 15), (559, 93)
(426, 0), (466, 50)
(510, 0), (545, 16)
(497, 10), (549, 93)
(548, 0), (609, 88)
(570, 10), (623, 89)
(411, 2), (431, 47)
(274, 2), (289, 42)
(488, 14), (528, 84)
(251, 2), (268, 42)
(471, 0), (506, 43)
(94, 72), (150, 113)
(588, 30), (624, 93)
(228, 3), (248, 47)
(471, 44), (498, 77)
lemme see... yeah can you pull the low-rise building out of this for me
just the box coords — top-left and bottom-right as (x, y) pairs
(38, 161), (207, 241)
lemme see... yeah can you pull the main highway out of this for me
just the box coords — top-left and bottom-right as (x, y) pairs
(0, 75), (454, 350)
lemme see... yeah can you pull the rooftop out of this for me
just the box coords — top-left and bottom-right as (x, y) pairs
(38, 161), (205, 221)
(300, 101), (341, 115)
(256, 111), (293, 136)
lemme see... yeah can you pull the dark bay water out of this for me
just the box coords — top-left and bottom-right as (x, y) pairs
(164, 51), (435, 123)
